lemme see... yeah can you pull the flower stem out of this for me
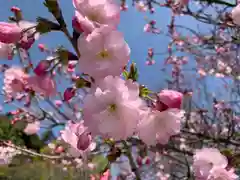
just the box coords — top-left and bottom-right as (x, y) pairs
(122, 141), (141, 180)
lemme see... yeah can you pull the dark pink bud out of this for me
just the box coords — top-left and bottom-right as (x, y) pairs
(136, 156), (142, 166)
(150, 20), (156, 25)
(34, 60), (51, 76)
(0, 22), (22, 44)
(145, 157), (151, 165)
(63, 87), (75, 101)
(11, 6), (21, 13)
(156, 90), (183, 111)
(55, 146), (64, 154)
(38, 44), (46, 52)
(77, 132), (91, 151)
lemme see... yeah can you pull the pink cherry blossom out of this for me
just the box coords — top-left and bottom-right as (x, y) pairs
(73, 0), (120, 29)
(137, 109), (183, 145)
(61, 121), (95, 157)
(232, 5), (240, 26)
(78, 26), (130, 79)
(208, 167), (238, 180)
(23, 121), (40, 135)
(193, 148), (228, 179)
(156, 90), (183, 111)
(0, 42), (13, 59)
(83, 76), (146, 140)
(0, 22), (22, 44)
(27, 75), (57, 97)
(3, 67), (29, 97)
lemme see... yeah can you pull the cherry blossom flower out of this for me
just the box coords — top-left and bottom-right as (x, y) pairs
(83, 76), (146, 140)
(207, 167), (238, 180)
(78, 25), (130, 79)
(0, 42), (13, 59)
(137, 109), (183, 145)
(232, 5), (240, 26)
(27, 75), (57, 97)
(0, 22), (22, 44)
(61, 121), (95, 157)
(23, 121), (40, 135)
(3, 67), (29, 97)
(193, 148), (228, 179)
(73, 0), (120, 29)
(0, 145), (21, 165)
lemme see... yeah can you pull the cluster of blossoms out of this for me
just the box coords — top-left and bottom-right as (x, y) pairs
(0, 143), (21, 165)
(0, 0), (240, 179)
(193, 148), (238, 180)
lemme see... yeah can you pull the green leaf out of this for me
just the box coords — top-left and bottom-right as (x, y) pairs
(122, 70), (129, 79)
(90, 155), (109, 174)
(139, 85), (152, 98)
(127, 63), (139, 81)
(75, 78), (91, 88)
(13, 121), (27, 131)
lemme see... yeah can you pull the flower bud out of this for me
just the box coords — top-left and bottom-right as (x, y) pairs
(63, 87), (75, 101)
(34, 60), (51, 76)
(156, 90), (183, 111)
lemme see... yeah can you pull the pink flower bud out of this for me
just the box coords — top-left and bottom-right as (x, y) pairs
(34, 60), (51, 76)
(38, 44), (46, 52)
(0, 22), (22, 44)
(63, 87), (75, 101)
(11, 6), (21, 13)
(156, 90), (183, 111)
(55, 146), (64, 154)
(54, 100), (62, 107)
(137, 156), (142, 166)
(77, 132), (91, 151)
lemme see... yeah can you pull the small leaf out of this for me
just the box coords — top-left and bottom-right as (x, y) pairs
(139, 85), (152, 98)
(90, 155), (109, 174)
(75, 78), (91, 88)
(122, 70), (129, 79)
(127, 63), (139, 81)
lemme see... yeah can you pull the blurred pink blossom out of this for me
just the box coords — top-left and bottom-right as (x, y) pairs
(78, 25), (130, 79)
(23, 121), (40, 135)
(193, 148), (228, 179)
(27, 75), (57, 97)
(137, 109), (183, 145)
(208, 167), (238, 180)
(3, 67), (29, 97)
(0, 22), (22, 44)
(83, 76), (146, 140)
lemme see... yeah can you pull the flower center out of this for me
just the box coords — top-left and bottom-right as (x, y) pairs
(108, 103), (117, 112)
(97, 49), (110, 60)
(88, 13), (100, 22)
